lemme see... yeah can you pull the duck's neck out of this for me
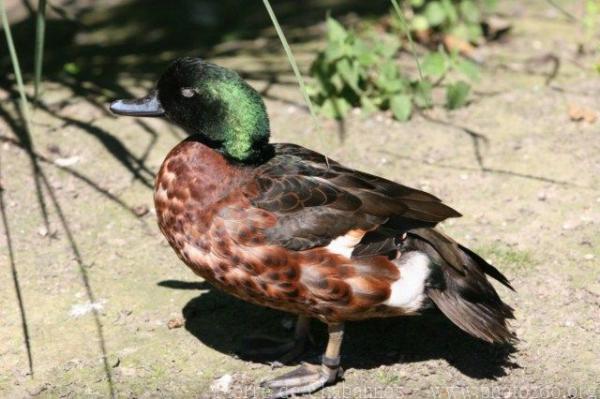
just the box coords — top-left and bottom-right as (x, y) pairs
(197, 78), (271, 163)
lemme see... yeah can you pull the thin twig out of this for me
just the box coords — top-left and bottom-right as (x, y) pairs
(1, 0), (31, 126)
(34, 0), (47, 100)
(390, 0), (424, 81)
(261, 0), (318, 120)
(261, 0), (329, 166)
(545, 0), (578, 21)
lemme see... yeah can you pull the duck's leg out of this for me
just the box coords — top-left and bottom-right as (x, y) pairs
(260, 322), (344, 399)
(237, 315), (312, 363)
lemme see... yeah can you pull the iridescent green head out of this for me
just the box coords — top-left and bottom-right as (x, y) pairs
(110, 57), (270, 163)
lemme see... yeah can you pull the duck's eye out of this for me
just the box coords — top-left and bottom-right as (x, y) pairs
(180, 87), (195, 98)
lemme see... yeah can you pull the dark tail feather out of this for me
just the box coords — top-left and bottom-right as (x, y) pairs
(403, 228), (516, 344)
(458, 244), (515, 292)
(427, 288), (516, 344)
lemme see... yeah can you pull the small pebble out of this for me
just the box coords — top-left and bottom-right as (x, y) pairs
(537, 191), (547, 201)
(54, 156), (80, 167)
(47, 144), (62, 155)
(167, 317), (184, 329)
(133, 205), (149, 217)
(27, 383), (49, 396)
(583, 254), (594, 261)
(270, 361), (284, 369)
(210, 374), (232, 393)
(120, 367), (136, 377)
(281, 317), (295, 329)
(562, 221), (580, 231)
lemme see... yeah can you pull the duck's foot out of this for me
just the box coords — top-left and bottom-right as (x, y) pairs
(261, 322), (345, 398)
(236, 315), (312, 364)
(260, 362), (342, 399)
(238, 335), (306, 363)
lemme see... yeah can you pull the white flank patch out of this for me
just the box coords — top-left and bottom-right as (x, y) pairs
(325, 230), (364, 259)
(384, 251), (431, 312)
(69, 300), (105, 318)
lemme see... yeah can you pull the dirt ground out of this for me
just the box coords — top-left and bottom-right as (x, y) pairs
(1, 1), (599, 398)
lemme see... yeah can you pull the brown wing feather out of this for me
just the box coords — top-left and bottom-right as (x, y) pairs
(247, 143), (460, 253)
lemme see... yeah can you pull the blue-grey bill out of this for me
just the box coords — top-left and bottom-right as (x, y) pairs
(109, 89), (165, 117)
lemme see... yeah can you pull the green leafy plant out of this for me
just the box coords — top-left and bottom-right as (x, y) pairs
(309, 17), (479, 121)
(422, 49), (478, 109)
(402, 0), (497, 44)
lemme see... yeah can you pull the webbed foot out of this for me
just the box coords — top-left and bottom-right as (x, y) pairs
(260, 362), (342, 399)
(260, 322), (345, 398)
(236, 315), (312, 364)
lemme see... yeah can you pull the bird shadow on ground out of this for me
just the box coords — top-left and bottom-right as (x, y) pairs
(158, 279), (518, 380)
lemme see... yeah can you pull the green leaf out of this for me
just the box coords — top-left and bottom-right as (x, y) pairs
(466, 23), (484, 42)
(411, 0), (425, 7)
(482, 0), (498, 12)
(330, 73), (344, 92)
(422, 52), (447, 78)
(446, 81), (470, 109)
(450, 23), (470, 41)
(459, 0), (481, 24)
(376, 62), (409, 94)
(380, 75), (409, 94)
(354, 39), (377, 66)
(371, 94), (385, 107)
(454, 57), (480, 81)
(64, 62), (80, 75)
(379, 34), (400, 58)
(390, 94), (412, 121)
(320, 97), (351, 119)
(441, 0), (459, 24)
(411, 15), (429, 31)
(424, 1), (446, 26)
(336, 58), (360, 93)
(326, 17), (347, 42)
(324, 41), (346, 62)
(361, 97), (378, 115)
(306, 84), (318, 98)
(376, 60), (399, 89)
(414, 80), (433, 108)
